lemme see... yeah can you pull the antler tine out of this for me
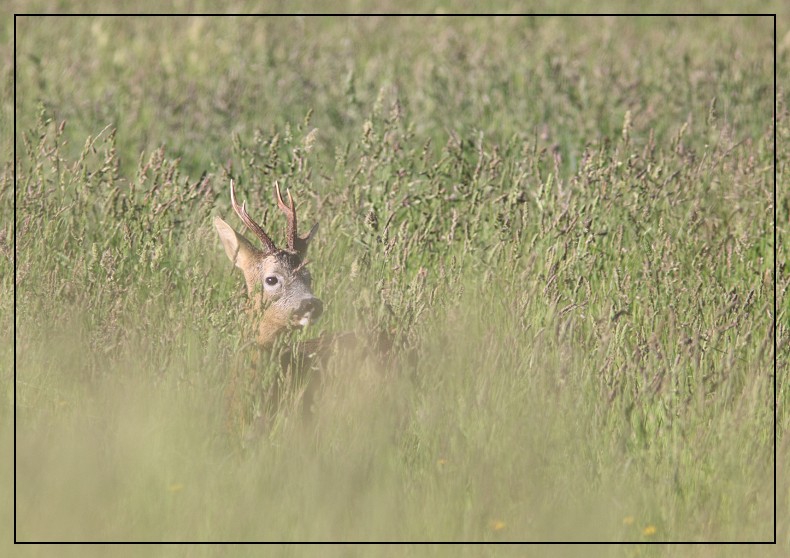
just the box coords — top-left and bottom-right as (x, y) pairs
(274, 181), (297, 252)
(230, 179), (278, 255)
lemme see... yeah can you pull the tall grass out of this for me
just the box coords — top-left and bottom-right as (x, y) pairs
(8, 13), (779, 552)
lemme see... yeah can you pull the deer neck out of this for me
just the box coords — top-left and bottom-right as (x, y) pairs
(248, 293), (291, 348)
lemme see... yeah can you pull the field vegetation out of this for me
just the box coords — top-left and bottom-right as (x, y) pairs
(5, 11), (784, 555)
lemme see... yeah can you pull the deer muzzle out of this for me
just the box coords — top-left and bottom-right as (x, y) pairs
(294, 297), (323, 328)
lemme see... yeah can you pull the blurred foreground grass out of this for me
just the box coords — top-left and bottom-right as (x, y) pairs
(5, 13), (781, 551)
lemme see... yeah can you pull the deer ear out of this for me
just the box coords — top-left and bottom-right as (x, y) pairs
(214, 216), (259, 271)
(295, 222), (319, 257)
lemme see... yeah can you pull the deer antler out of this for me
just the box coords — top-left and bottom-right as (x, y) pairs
(230, 179), (278, 255)
(274, 182), (317, 256)
(275, 181), (299, 253)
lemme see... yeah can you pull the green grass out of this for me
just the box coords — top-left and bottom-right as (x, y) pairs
(6, 10), (781, 553)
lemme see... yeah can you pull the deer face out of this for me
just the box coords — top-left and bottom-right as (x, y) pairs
(215, 181), (321, 347)
(255, 250), (322, 328)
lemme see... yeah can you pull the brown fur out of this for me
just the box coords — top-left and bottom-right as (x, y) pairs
(215, 182), (327, 440)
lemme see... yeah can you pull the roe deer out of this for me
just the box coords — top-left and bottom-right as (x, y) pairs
(214, 180), (322, 347)
(216, 180), (353, 438)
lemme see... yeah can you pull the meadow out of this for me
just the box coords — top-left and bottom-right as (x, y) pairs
(5, 11), (783, 556)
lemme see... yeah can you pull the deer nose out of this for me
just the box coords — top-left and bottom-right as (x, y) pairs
(299, 297), (323, 321)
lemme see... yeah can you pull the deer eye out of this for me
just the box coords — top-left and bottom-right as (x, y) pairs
(265, 276), (279, 286)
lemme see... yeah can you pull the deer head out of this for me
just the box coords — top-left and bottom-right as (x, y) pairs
(215, 180), (321, 347)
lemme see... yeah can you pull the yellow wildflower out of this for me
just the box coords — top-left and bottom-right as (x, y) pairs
(642, 525), (657, 536)
(490, 520), (506, 532)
